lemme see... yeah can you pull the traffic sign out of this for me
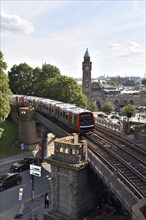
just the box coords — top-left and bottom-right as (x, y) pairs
(30, 164), (41, 177)
(30, 170), (41, 177)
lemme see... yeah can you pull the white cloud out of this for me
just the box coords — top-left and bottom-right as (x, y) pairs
(108, 41), (144, 58)
(1, 1), (69, 20)
(1, 12), (34, 34)
(1, 1), (145, 78)
(136, 62), (144, 66)
(108, 43), (123, 50)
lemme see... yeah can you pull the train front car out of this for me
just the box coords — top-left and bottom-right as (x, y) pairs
(78, 111), (95, 133)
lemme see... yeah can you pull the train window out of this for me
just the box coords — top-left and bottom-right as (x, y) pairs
(66, 113), (68, 120)
(63, 111), (65, 118)
(60, 111), (62, 117)
(80, 116), (94, 126)
(74, 115), (76, 124)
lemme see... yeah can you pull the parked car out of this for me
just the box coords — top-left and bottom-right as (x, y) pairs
(96, 113), (108, 119)
(111, 115), (120, 120)
(10, 157), (38, 172)
(0, 172), (22, 192)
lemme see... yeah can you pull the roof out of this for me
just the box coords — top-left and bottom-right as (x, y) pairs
(84, 48), (90, 58)
(121, 90), (140, 94)
(55, 102), (76, 110)
(69, 107), (91, 114)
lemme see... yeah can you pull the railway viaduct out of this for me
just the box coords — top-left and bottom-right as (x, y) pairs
(11, 107), (146, 220)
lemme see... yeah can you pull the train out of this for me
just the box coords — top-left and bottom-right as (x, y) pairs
(9, 95), (95, 134)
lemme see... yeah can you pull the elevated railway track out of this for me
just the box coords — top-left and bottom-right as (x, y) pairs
(84, 131), (146, 199)
(91, 129), (146, 177)
(37, 112), (146, 200)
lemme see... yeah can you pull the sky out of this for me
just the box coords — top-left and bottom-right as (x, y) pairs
(1, 0), (146, 79)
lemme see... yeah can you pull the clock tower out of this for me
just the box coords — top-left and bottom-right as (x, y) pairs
(82, 48), (92, 103)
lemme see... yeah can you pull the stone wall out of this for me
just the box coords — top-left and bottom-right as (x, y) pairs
(91, 90), (146, 109)
(18, 107), (39, 150)
(45, 134), (98, 220)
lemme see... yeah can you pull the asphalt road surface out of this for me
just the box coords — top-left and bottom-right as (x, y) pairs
(0, 162), (51, 220)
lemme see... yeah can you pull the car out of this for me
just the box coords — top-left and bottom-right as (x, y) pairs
(96, 113), (108, 119)
(10, 157), (38, 172)
(111, 115), (120, 120)
(0, 172), (22, 192)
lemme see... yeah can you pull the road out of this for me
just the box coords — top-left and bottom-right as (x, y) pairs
(0, 161), (51, 220)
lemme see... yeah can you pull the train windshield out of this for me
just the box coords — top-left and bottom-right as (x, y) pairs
(80, 113), (94, 127)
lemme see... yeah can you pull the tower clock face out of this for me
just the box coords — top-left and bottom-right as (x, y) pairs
(85, 83), (89, 88)
(85, 66), (89, 70)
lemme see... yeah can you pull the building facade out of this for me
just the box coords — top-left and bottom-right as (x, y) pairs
(82, 49), (146, 110)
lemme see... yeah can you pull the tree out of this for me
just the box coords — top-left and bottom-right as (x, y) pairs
(8, 63), (61, 96)
(8, 63), (33, 95)
(31, 67), (42, 96)
(88, 102), (98, 112)
(41, 63), (60, 79)
(40, 75), (88, 108)
(33, 64), (60, 96)
(0, 51), (12, 121)
(102, 102), (114, 115)
(120, 104), (136, 118)
(124, 79), (136, 88)
(107, 80), (121, 89)
(141, 78), (146, 86)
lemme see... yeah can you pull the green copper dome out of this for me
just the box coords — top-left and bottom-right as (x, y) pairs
(84, 48), (90, 58)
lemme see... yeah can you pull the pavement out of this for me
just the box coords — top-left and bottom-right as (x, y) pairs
(0, 144), (54, 220)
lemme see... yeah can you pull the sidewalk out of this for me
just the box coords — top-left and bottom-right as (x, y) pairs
(0, 158), (51, 220)
(6, 195), (44, 220)
(17, 192), (46, 220)
(0, 143), (54, 220)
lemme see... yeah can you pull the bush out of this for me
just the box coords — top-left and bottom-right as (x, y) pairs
(0, 128), (4, 138)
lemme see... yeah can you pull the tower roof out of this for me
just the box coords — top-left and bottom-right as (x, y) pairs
(84, 48), (90, 58)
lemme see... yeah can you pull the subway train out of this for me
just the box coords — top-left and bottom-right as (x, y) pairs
(9, 95), (95, 133)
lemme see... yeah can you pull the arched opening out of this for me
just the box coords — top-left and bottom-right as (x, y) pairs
(120, 100), (127, 107)
(114, 100), (120, 111)
(96, 101), (101, 110)
(129, 100), (134, 105)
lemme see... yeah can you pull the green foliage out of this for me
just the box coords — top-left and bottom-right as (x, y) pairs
(0, 51), (7, 70)
(0, 120), (20, 159)
(120, 104), (136, 117)
(106, 80), (121, 88)
(8, 61), (87, 107)
(124, 79), (136, 87)
(8, 63), (61, 96)
(0, 127), (4, 138)
(40, 75), (88, 108)
(34, 64), (60, 96)
(141, 78), (146, 85)
(41, 63), (60, 79)
(88, 102), (98, 111)
(8, 63), (33, 95)
(102, 101), (114, 115)
(0, 51), (12, 122)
